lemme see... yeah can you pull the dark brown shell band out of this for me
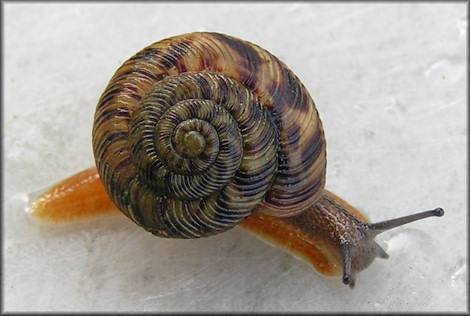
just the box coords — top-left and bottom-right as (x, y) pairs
(92, 32), (327, 237)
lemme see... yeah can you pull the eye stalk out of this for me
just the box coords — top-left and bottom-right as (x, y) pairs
(366, 208), (445, 236)
(341, 208), (445, 289)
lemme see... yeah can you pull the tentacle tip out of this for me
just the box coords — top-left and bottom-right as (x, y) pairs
(433, 207), (445, 217)
(342, 274), (355, 289)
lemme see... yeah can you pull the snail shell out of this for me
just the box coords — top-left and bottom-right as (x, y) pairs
(92, 32), (326, 238)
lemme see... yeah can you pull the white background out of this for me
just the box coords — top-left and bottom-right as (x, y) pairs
(3, 2), (467, 312)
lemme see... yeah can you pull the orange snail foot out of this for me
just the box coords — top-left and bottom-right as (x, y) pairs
(25, 167), (120, 225)
(25, 168), (351, 280)
(25, 167), (444, 288)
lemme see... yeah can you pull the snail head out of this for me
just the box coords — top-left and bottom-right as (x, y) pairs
(341, 207), (444, 288)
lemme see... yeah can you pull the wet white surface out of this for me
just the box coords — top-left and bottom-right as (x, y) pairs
(3, 2), (467, 312)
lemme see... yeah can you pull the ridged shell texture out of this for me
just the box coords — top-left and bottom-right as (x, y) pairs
(92, 32), (326, 238)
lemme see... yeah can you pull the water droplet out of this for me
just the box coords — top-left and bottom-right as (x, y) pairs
(365, 130), (374, 139)
(385, 97), (405, 114)
(456, 18), (467, 38)
(424, 57), (465, 85)
(352, 103), (365, 112)
(449, 258), (466, 292)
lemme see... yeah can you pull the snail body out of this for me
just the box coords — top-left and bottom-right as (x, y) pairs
(28, 32), (444, 288)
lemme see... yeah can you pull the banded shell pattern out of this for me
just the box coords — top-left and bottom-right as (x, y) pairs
(92, 32), (326, 238)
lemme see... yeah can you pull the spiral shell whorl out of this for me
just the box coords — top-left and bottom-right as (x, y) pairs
(92, 32), (326, 238)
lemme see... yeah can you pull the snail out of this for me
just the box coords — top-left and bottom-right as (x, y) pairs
(27, 32), (444, 289)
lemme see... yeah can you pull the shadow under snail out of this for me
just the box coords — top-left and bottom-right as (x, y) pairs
(27, 32), (444, 289)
